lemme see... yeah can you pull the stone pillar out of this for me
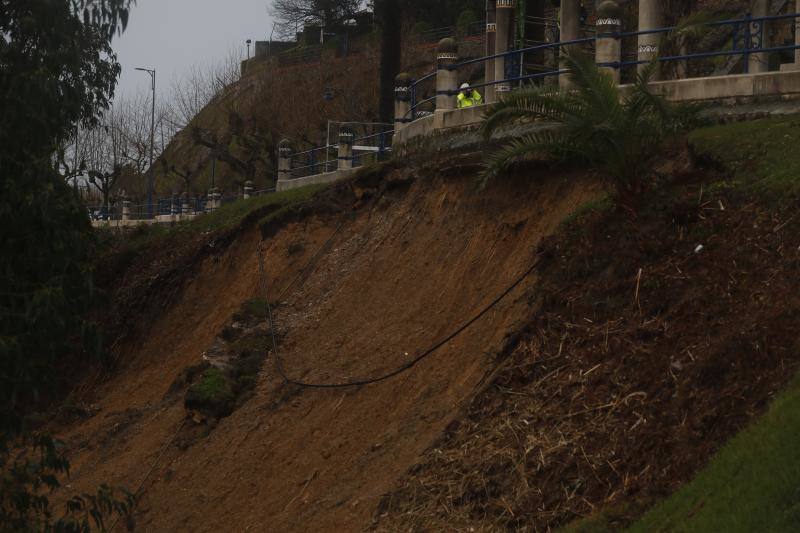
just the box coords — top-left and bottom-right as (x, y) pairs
(277, 139), (292, 182)
(559, 0), (581, 90)
(596, 0), (623, 85)
(485, 0), (497, 103)
(394, 72), (412, 130)
(122, 199), (131, 221)
(244, 180), (254, 199)
(208, 188), (221, 211)
(337, 127), (354, 171)
(638, 0), (663, 79)
(494, 0), (515, 96)
(436, 38), (459, 111)
(205, 189), (213, 212)
(170, 196), (177, 216)
(748, 0), (770, 74)
(182, 194), (191, 215)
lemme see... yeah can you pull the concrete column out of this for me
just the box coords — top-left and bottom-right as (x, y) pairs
(559, 0), (581, 90)
(277, 139), (292, 182)
(394, 72), (412, 130)
(337, 127), (354, 171)
(244, 180), (254, 199)
(170, 196), (177, 216)
(205, 189), (215, 212)
(122, 199), (131, 221)
(208, 188), (221, 211)
(485, 0), (497, 103)
(748, 0), (770, 74)
(494, 0), (515, 96)
(596, 0), (623, 85)
(436, 38), (459, 111)
(638, 0), (663, 79)
(182, 195), (191, 215)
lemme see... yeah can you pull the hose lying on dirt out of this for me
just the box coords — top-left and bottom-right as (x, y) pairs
(257, 219), (540, 389)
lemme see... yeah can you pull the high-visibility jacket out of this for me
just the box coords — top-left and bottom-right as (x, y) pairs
(457, 89), (484, 108)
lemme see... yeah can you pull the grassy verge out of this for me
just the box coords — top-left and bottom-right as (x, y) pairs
(562, 376), (800, 533)
(628, 376), (800, 532)
(688, 116), (800, 204)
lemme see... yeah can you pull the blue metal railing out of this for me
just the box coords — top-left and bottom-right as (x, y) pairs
(86, 187), (278, 222)
(403, 11), (800, 123)
(286, 129), (395, 180)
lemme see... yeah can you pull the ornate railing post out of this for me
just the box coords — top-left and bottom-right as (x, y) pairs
(436, 38), (459, 111)
(394, 72), (412, 130)
(559, 0), (581, 90)
(495, 0), (515, 96)
(337, 126), (354, 171)
(485, 0), (497, 103)
(596, 0), (622, 85)
(207, 188), (221, 212)
(638, 0), (663, 79)
(277, 139), (292, 183)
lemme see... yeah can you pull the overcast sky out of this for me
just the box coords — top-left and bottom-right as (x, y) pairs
(112, 0), (276, 99)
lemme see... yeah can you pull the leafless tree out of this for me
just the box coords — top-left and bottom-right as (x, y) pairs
(83, 108), (125, 215)
(166, 48), (242, 130)
(190, 104), (273, 188)
(159, 157), (202, 195)
(269, 0), (364, 38)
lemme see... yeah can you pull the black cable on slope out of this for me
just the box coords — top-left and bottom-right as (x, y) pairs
(258, 242), (540, 389)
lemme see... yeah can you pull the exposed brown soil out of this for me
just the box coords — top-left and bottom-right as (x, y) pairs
(372, 165), (800, 531)
(53, 159), (600, 531)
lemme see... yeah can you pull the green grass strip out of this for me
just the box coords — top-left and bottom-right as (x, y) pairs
(629, 375), (800, 532)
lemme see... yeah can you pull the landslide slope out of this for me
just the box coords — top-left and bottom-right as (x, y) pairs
(374, 118), (800, 531)
(55, 155), (600, 531)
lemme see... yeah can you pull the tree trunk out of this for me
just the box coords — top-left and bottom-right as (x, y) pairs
(377, 0), (402, 124)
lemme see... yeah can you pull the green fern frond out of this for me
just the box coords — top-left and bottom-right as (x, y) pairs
(481, 88), (585, 138)
(482, 130), (574, 179)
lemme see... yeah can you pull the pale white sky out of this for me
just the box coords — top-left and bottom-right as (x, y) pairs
(112, 0), (276, 99)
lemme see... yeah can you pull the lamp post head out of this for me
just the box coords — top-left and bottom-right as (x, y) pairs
(135, 67), (156, 79)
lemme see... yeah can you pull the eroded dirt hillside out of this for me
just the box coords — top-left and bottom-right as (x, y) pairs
(55, 157), (600, 531)
(373, 147), (800, 531)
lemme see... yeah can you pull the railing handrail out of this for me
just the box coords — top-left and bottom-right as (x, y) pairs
(448, 35), (597, 71)
(447, 11), (800, 74)
(399, 11), (800, 123)
(353, 130), (394, 143)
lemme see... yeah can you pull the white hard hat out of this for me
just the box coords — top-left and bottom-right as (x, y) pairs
(460, 83), (470, 89)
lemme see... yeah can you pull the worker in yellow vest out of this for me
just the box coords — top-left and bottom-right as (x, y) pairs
(457, 83), (484, 108)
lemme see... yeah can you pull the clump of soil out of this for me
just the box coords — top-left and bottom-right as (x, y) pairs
(373, 164), (800, 530)
(175, 298), (273, 435)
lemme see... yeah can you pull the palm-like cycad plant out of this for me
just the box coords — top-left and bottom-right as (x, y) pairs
(481, 48), (696, 201)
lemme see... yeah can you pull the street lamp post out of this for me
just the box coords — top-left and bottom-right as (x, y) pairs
(246, 39), (252, 59)
(136, 67), (156, 219)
